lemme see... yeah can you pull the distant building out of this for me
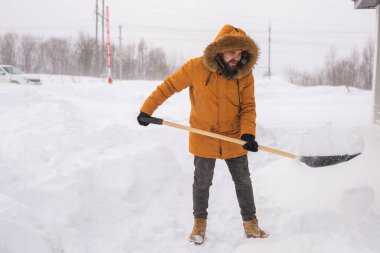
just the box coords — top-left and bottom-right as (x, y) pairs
(353, 0), (380, 124)
(353, 0), (378, 9)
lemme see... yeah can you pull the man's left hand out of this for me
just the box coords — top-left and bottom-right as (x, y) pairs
(241, 134), (259, 152)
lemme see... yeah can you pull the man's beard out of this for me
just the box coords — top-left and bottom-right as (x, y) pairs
(223, 58), (239, 72)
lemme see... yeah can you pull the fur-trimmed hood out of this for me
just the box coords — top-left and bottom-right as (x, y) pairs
(203, 24), (259, 80)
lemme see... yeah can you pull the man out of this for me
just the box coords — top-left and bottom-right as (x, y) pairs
(137, 24), (268, 244)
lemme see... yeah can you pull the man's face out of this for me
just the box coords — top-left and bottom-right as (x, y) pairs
(222, 50), (242, 71)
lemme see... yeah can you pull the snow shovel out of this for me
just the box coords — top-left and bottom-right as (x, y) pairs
(140, 117), (361, 167)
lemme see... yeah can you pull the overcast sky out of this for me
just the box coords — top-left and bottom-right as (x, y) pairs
(0, 0), (376, 76)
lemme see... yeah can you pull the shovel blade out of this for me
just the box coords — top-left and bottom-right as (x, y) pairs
(300, 153), (361, 167)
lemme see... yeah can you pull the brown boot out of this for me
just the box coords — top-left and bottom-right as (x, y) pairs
(189, 218), (207, 244)
(243, 218), (269, 238)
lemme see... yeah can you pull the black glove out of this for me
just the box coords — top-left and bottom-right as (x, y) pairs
(241, 134), (258, 152)
(137, 111), (151, 126)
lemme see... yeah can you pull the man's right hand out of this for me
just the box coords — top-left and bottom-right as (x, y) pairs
(137, 111), (151, 126)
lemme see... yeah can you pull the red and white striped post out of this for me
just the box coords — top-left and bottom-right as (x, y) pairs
(105, 5), (112, 84)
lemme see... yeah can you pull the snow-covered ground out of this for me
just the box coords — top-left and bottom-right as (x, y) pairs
(0, 75), (379, 253)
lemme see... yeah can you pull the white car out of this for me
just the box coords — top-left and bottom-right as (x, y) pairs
(0, 65), (42, 85)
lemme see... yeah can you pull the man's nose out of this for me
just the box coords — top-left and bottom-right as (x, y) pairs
(232, 54), (241, 60)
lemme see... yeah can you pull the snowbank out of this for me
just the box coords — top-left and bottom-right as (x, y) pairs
(0, 76), (379, 253)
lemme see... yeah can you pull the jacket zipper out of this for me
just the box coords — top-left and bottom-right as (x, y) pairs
(237, 79), (242, 116)
(216, 72), (222, 158)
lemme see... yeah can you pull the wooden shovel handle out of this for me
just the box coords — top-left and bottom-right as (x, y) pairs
(163, 120), (297, 159)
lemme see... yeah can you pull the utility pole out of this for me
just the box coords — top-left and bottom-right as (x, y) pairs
(268, 22), (271, 80)
(374, 6), (380, 124)
(94, 0), (105, 76)
(95, 0), (98, 45)
(106, 5), (112, 84)
(102, 0), (105, 72)
(119, 25), (123, 80)
(369, 41), (373, 89)
(95, 0), (99, 75)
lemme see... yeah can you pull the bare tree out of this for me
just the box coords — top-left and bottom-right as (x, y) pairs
(44, 38), (71, 74)
(19, 35), (37, 72)
(323, 46), (339, 86)
(122, 43), (137, 79)
(360, 38), (374, 90)
(0, 33), (18, 66)
(75, 33), (95, 76)
(287, 38), (376, 90)
(146, 47), (170, 79)
(137, 39), (147, 78)
(0, 32), (179, 79)
(286, 66), (299, 84)
(32, 41), (47, 73)
(331, 48), (360, 90)
(347, 48), (360, 87)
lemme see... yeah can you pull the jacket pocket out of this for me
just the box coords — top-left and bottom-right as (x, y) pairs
(219, 119), (241, 136)
(190, 115), (212, 131)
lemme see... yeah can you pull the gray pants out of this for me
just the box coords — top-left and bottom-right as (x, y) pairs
(192, 155), (256, 221)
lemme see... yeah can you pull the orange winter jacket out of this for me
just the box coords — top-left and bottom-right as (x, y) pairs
(140, 24), (259, 159)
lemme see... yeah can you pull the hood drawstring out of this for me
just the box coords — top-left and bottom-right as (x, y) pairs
(237, 79), (242, 115)
(205, 71), (212, 86)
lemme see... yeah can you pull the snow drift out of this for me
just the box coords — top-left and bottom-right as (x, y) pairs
(0, 75), (379, 253)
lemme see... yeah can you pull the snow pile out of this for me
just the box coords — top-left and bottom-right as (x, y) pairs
(0, 76), (379, 253)
(298, 126), (365, 156)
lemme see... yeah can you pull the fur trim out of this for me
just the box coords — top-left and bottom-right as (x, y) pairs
(203, 35), (259, 79)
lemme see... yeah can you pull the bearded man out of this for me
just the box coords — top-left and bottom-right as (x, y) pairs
(137, 24), (268, 244)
